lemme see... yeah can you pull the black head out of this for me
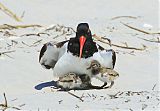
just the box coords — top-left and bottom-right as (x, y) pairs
(76, 23), (92, 40)
(76, 23), (93, 58)
(68, 23), (98, 58)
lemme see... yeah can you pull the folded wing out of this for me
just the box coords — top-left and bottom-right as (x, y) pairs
(39, 40), (69, 69)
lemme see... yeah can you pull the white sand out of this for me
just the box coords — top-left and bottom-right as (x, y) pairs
(0, 0), (159, 110)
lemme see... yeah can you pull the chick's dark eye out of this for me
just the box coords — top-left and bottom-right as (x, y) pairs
(92, 64), (98, 68)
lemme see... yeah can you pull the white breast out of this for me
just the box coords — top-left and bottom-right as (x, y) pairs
(53, 49), (114, 78)
(53, 52), (92, 77)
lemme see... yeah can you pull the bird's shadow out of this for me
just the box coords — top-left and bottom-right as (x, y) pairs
(35, 80), (106, 91)
(35, 80), (58, 90)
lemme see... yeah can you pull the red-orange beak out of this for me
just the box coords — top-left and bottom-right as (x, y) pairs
(79, 36), (86, 58)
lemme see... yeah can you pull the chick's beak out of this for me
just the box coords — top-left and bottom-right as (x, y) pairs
(79, 36), (86, 58)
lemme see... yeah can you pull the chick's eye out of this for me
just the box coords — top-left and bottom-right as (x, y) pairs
(92, 64), (98, 68)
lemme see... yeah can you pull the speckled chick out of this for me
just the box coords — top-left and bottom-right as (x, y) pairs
(87, 60), (119, 88)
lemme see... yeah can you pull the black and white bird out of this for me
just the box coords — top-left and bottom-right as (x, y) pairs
(39, 23), (116, 78)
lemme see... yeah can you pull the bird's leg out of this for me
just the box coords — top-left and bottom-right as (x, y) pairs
(109, 81), (114, 88)
(104, 81), (114, 89)
(101, 82), (107, 88)
(88, 83), (103, 89)
(58, 87), (70, 91)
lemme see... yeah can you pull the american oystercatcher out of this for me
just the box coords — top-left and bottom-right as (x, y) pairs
(39, 23), (116, 78)
(87, 60), (119, 88)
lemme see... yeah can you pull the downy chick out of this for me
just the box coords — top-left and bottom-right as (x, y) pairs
(57, 72), (102, 90)
(57, 72), (82, 90)
(87, 60), (119, 88)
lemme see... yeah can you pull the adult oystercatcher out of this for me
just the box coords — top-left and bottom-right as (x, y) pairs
(39, 23), (116, 77)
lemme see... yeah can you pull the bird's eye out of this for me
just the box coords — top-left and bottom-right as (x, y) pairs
(92, 63), (98, 68)
(85, 50), (88, 53)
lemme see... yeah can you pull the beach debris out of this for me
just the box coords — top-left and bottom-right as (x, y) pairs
(116, 50), (135, 56)
(75, 104), (79, 108)
(20, 32), (50, 37)
(67, 91), (84, 102)
(121, 22), (160, 35)
(18, 104), (25, 107)
(93, 34), (146, 51)
(108, 91), (121, 99)
(58, 100), (63, 104)
(152, 84), (157, 91)
(0, 93), (21, 110)
(21, 40), (42, 47)
(142, 104), (148, 110)
(0, 24), (42, 30)
(138, 37), (160, 43)
(0, 50), (15, 58)
(111, 15), (138, 20)
(0, 2), (22, 22)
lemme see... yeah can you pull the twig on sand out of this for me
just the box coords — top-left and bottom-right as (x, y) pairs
(18, 104), (25, 107)
(67, 91), (84, 102)
(93, 34), (146, 51)
(0, 93), (20, 110)
(0, 3), (22, 22)
(121, 22), (160, 35)
(0, 50), (15, 58)
(21, 40), (42, 47)
(20, 33), (40, 37)
(0, 50), (15, 55)
(0, 24), (42, 30)
(3, 31), (17, 37)
(0, 93), (7, 108)
(21, 41), (30, 47)
(108, 91), (121, 99)
(32, 39), (42, 45)
(152, 84), (157, 91)
(129, 108), (133, 111)
(142, 104), (148, 110)
(20, 11), (25, 18)
(75, 104), (79, 108)
(20, 32), (50, 37)
(138, 37), (160, 43)
(3, 53), (14, 59)
(111, 16), (138, 20)
(45, 24), (76, 33)
(30, 39), (42, 47)
(116, 50), (135, 56)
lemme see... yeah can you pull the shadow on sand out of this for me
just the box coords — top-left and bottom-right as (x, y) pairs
(35, 80), (58, 90)
(35, 80), (105, 91)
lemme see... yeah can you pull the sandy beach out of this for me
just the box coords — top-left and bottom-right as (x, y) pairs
(0, 0), (159, 110)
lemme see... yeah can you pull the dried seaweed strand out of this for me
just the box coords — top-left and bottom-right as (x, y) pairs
(0, 24), (42, 30)
(0, 3), (22, 22)
(121, 22), (160, 34)
(111, 16), (137, 20)
(0, 50), (15, 55)
(20, 32), (50, 37)
(152, 84), (157, 91)
(138, 37), (160, 43)
(0, 93), (20, 110)
(67, 91), (84, 102)
(93, 34), (146, 51)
